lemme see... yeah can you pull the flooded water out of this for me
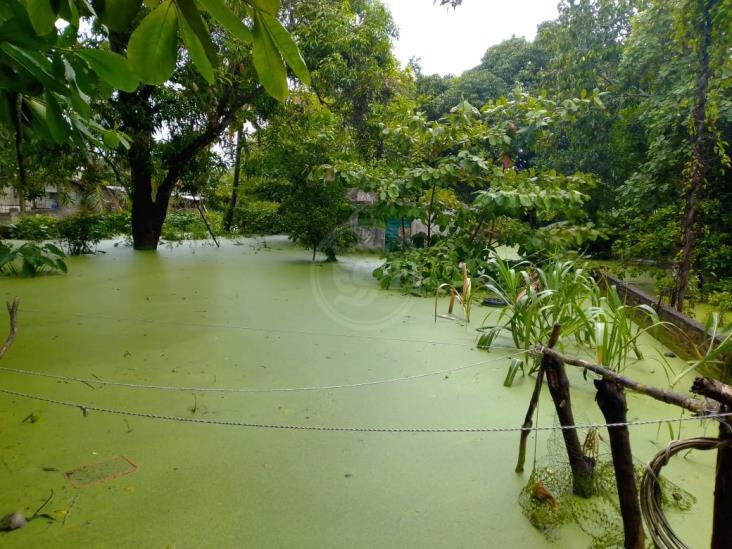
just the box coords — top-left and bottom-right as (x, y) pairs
(0, 238), (716, 547)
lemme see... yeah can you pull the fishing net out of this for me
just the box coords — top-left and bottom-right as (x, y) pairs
(518, 425), (695, 548)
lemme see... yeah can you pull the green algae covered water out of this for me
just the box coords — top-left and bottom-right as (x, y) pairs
(0, 238), (717, 548)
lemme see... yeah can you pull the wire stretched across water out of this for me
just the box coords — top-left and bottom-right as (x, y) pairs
(1, 387), (730, 433)
(0, 350), (526, 394)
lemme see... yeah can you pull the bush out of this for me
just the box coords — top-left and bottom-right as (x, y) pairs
(161, 210), (223, 241)
(234, 201), (284, 234)
(7, 215), (59, 240)
(98, 212), (131, 236)
(56, 214), (106, 255)
(373, 239), (490, 295)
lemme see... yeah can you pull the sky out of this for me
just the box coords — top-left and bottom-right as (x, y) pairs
(381, 0), (559, 76)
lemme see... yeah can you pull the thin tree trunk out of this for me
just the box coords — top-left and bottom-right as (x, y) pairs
(712, 418), (732, 549)
(14, 94), (26, 214)
(594, 380), (645, 549)
(426, 182), (436, 247)
(196, 201), (219, 247)
(224, 126), (244, 232)
(673, 0), (717, 311)
(691, 378), (732, 548)
(0, 298), (20, 360)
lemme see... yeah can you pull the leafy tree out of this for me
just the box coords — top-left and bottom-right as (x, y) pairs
(1, 0), (310, 249)
(478, 36), (546, 90)
(282, 168), (353, 261)
(287, 0), (407, 157)
(613, 0), (732, 310)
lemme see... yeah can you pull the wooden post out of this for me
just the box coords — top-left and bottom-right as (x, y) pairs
(544, 350), (595, 497)
(712, 416), (732, 549)
(690, 377), (732, 548)
(594, 380), (645, 549)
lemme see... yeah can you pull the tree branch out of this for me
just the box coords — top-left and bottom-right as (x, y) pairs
(535, 345), (714, 414)
(159, 86), (264, 198)
(0, 298), (20, 360)
(692, 377), (732, 408)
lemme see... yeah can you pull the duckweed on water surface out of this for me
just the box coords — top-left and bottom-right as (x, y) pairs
(0, 238), (718, 548)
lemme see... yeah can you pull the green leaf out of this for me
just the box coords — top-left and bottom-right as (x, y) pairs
(77, 49), (139, 92)
(95, 0), (143, 32)
(261, 12), (310, 86)
(197, 0), (252, 44)
(249, 0), (279, 15)
(103, 129), (121, 148)
(251, 9), (286, 101)
(23, 0), (57, 35)
(0, 43), (69, 95)
(44, 243), (65, 257)
(43, 92), (68, 143)
(176, 2), (214, 83)
(127, 0), (178, 85)
(175, 0), (217, 65)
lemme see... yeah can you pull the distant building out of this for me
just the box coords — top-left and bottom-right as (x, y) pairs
(0, 183), (126, 222)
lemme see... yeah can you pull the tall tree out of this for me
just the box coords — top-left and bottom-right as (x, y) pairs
(672, 0), (728, 310)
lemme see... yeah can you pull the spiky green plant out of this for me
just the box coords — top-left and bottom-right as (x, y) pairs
(587, 284), (665, 373)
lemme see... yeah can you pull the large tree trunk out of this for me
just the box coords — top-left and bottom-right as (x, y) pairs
(129, 137), (163, 249)
(118, 86), (170, 250)
(672, 0), (717, 311)
(223, 126), (244, 232)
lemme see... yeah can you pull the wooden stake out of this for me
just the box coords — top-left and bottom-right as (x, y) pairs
(544, 349), (595, 497)
(0, 298), (19, 360)
(595, 380), (645, 549)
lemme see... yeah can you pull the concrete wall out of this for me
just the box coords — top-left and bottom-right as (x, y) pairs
(597, 272), (731, 379)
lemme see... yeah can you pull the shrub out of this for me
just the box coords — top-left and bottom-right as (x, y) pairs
(708, 290), (732, 324)
(161, 210), (223, 241)
(234, 200), (284, 234)
(56, 214), (106, 255)
(7, 215), (59, 240)
(98, 212), (132, 236)
(373, 239), (489, 296)
(0, 241), (67, 277)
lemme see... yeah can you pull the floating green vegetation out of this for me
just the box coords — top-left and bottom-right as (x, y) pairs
(519, 432), (695, 547)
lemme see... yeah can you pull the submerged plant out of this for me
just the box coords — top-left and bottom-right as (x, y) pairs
(434, 261), (475, 323)
(478, 256), (595, 385)
(587, 284), (664, 373)
(0, 242), (67, 277)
